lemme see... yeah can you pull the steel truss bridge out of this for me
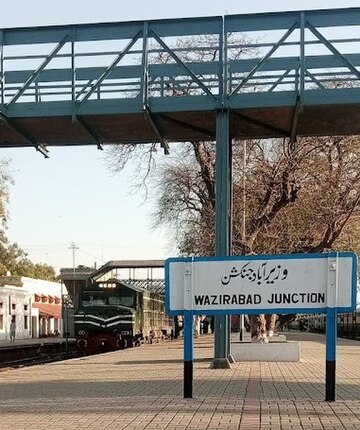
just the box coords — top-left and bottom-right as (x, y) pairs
(4, 7), (360, 366)
(0, 8), (360, 156)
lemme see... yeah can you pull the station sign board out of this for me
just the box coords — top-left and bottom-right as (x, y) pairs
(165, 252), (357, 316)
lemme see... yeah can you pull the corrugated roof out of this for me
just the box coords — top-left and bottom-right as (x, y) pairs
(58, 267), (94, 281)
(33, 303), (62, 319)
(122, 279), (165, 295)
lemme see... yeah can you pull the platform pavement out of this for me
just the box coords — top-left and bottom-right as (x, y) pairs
(0, 332), (360, 430)
(0, 337), (76, 350)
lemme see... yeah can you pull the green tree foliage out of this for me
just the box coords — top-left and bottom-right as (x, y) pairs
(0, 230), (56, 280)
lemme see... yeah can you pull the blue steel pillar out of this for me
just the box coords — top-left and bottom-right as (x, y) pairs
(212, 108), (232, 369)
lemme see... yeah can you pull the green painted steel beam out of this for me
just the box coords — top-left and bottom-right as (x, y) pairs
(225, 8), (360, 32)
(2, 7), (359, 48)
(0, 111), (49, 157)
(229, 22), (298, 97)
(6, 52), (360, 87)
(4, 62), (221, 84)
(213, 109), (231, 369)
(1, 16), (222, 46)
(6, 34), (69, 108)
(6, 86), (360, 119)
(79, 30), (143, 105)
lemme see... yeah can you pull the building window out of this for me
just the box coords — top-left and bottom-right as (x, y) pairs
(0, 302), (2, 309)
(11, 303), (16, 310)
(0, 315), (3, 330)
(24, 305), (28, 311)
(24, 315), (28, 330)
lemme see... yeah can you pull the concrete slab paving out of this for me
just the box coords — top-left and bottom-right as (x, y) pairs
(0, 332), (360, 429)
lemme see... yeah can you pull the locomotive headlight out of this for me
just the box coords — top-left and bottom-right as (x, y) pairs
(99, 282), (117, 289)
(78, 330), (86, 336)
(77, 339), (87, 348)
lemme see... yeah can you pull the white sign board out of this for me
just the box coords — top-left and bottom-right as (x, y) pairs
(165, 253), (357, 315)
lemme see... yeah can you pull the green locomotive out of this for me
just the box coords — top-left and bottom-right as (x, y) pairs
(75, 278), (171, 354)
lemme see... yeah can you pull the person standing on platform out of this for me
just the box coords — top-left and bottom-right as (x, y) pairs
(9, 318), (16, 342)
(203, 317), (209, 334)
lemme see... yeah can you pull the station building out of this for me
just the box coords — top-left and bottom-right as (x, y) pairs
(0, 276), (65, 341)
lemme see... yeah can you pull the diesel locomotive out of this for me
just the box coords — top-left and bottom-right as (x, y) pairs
(74, 277), (171, 354)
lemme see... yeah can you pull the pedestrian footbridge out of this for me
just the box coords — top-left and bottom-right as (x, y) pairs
(0, 7), (360, 155)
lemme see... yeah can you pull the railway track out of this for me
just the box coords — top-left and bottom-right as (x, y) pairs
(0, 340), (78, 370)
(0, 351), (79, 370)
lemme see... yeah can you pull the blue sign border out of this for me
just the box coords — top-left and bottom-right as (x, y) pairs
(165, 252), (358, 316)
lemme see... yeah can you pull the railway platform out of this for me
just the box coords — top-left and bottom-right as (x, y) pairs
(0, 337), (76, 366)
(0, 332), (360, 430)
(0, 337), (75, 349)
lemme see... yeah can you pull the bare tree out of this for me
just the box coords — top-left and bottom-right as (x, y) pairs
(151, 135), (360, 341)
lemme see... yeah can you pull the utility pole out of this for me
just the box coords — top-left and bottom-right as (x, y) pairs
(66, 241), (78, 349)
(68, 241), (79, 300)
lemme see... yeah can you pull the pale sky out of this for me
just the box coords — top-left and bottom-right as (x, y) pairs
(1, 0), (359, 272)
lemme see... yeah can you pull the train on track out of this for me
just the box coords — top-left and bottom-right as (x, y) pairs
(74, 277), (172, 354)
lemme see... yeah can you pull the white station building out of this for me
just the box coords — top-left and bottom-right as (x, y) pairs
(0, 276), (66, 341)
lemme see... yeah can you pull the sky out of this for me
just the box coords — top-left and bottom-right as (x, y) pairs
(1, 0), (360, 273)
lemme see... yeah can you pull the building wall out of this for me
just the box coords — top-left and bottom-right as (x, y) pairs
(31, 309), (39, 338)
(0, 286), (32, 341)
(0, 277), (69, 340)
(22, 277), (68, 337)
(21, 277), (64, 297)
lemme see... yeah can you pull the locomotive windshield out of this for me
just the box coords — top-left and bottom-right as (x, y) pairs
(81, 281), (137, 309)
(81, 292), (106, 307)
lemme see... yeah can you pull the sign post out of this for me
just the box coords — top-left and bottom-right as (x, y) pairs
(326, 306), (337, 401)
(183, 260), (194, 398)
(165, 252), (357, 401)
(325, 256), (339, 402)
(183, 310), (193, 398)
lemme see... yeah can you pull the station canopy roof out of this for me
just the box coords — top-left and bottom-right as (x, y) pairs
(122, 279), (165, 295)
(33, 302), (62, 319)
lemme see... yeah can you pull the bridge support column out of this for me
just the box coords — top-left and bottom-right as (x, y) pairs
(212, 109), (232, 369)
